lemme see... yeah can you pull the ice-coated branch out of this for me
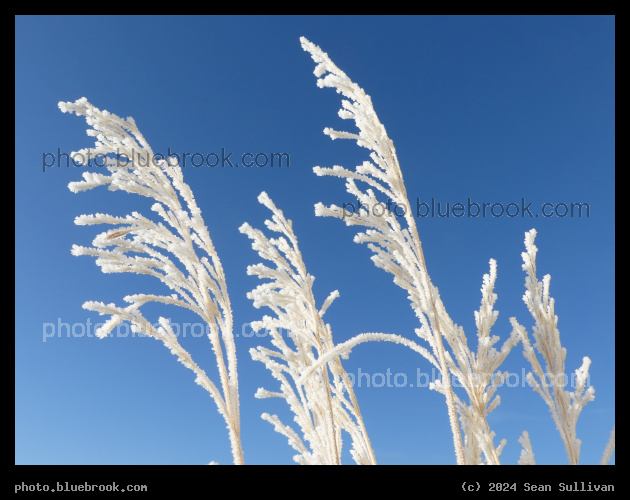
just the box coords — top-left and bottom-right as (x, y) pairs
(241, 191), (376, 465)
(518, 431), (536, 465)
(301, 37), (520, 465)
(296, 332), (438, 386)
(600, 426), (615, 465)
(60, 98), (243, 464)
(511, 229), (596, 465)
(434, 259), (519, 464)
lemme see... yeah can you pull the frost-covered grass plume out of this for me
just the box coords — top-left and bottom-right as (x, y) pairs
(58, 36), (614, 465)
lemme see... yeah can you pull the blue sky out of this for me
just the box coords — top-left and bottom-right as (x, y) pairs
(15, 15), (614, 465)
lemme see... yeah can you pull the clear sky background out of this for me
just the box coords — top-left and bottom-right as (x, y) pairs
(15, 15), (614, 465)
